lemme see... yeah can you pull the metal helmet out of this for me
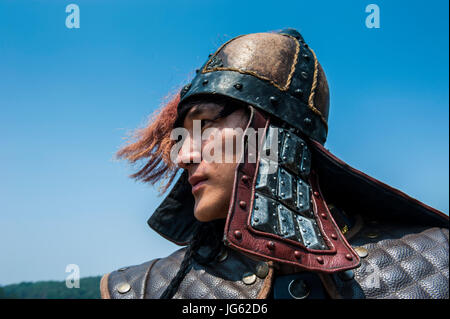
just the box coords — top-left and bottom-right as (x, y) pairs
(178, 28), (329, 144)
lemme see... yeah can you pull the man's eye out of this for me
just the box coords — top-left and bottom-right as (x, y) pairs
(200, 119), (212, 129)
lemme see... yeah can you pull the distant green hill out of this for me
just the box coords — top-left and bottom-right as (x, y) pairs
(0, 276), (102, 299)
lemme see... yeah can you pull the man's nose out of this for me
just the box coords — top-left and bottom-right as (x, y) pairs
(176, 135), (202, 169)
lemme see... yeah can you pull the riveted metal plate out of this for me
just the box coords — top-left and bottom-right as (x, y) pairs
(261, 125), (280, 161)
(299, 144), (311, 179)
(277, 205), (297, 240)
(296, 179), (310, 214)
(280, 130), (308, 176)
(249, 123), (326, 250)
(255, 158), (278, 197)
(251, 194), (279, 234)
(295, 215), (325, 249)
(278, 167), (296, 208)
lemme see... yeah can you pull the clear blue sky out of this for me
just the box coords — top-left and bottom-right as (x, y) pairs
(0, 0), (448, 285)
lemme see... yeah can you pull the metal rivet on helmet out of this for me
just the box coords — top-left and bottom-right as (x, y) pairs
(269, 96), (278, 105)
(304, 117), (312, 126)
(180, 83), (191, 97)
(234, 83), (243, 90)
(294, 88), (303, 98)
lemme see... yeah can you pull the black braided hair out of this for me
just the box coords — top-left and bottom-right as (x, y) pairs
(159, 219), (225, 299)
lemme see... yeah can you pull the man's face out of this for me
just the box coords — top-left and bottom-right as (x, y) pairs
(176, 102), (249, 222)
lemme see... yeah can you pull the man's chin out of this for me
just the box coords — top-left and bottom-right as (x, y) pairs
(193, 206), (220, 222)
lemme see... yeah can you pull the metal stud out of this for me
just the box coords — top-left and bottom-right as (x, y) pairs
(216, 248), (228, 262)
(118, 267), (128, 272)
(316, 256), (324, 264)
(255, 262), (269, 279)
(288, 279), (310, 299)
(304, 117), (312, 126)
(301, 71), (308, 79)
(294, 251), (302, 259)
(242, 272), (257, 285)
(117, 282), (131, 294)
(234, 230), (242, 239)
(234, 83), (243, 90)
(183, 83), (191, 91)
(331, 233), (337, 240)
(239, 201), (247, 209)
(267, 241), (275, 250)
(338, 270), (355, 281)
(354, 247), (369, 258)
(302, 54), (310, 60)
(269, 96), (278, 105)
(367, 232), (379, 239)
(294, 88), (304, 97)
(345, 254), (353, 261)
(202, 79), (209, 85)
(242, 175), (249, 183)
(320, 213), (327, 219)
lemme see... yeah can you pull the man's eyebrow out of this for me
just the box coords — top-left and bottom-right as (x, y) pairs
(184, 104), (222, 121)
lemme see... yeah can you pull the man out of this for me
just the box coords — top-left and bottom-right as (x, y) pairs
(100, 29), (448, 299)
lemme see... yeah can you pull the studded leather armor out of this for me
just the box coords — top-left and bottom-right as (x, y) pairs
(102, 28), (449, 299)
(101, 216), (448, 299)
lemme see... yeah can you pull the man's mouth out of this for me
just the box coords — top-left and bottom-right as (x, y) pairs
(188, 175), (208, 194)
